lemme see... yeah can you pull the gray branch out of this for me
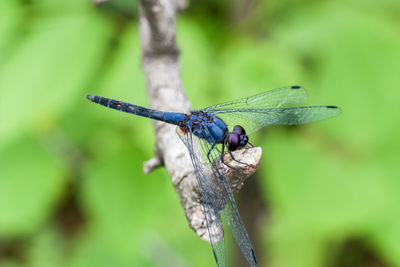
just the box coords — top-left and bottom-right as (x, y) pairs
(139, 0), (262, 242)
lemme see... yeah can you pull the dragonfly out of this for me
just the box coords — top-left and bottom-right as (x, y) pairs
(86, 85), (341, 267)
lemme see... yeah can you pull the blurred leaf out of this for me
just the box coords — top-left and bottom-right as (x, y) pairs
(0, 3), (20, 58)
(29, 0), (91, 12)
(0, 0), (17, 8)
(94, 24), (145, 104)
(27, 226), (64, 267)
(218, 39), (302, 104)
(258, 5), (400, 267)
(0, 134), (65, 237)
(260, 128), (392, 267)
(0, 10), (113, 150)
(97, 0), (139, 17)
(178, 17), (214, 108)
(63, 23), (153, 153)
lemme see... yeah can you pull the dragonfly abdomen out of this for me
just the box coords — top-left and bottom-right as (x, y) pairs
(86, 94), (187, 126)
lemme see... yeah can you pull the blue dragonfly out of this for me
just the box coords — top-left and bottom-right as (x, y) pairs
(86, 85), (341, 267)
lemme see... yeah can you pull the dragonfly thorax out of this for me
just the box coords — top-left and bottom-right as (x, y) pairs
(186, 111), (228, 144)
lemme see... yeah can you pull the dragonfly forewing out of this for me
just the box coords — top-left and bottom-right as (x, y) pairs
(204, 85), (308, 112)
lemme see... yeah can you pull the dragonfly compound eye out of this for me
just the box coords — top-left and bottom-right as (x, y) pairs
(239, 135), (248, 146)
(233, 125), (246, 135)
(227, 133), (240, 151)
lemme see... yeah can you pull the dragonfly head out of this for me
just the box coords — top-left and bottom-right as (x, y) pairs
(226, 125), (248, 151)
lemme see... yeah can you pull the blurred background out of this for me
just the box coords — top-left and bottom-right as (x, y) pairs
(1, 0), (400, 266)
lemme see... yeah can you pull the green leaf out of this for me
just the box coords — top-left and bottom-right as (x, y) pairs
(260, 6), (400, 267)
(0, 133), (65, 237)
(178, 17), (214, 108)
(0, 11), (113, 150)
(218, 39), (302, 104)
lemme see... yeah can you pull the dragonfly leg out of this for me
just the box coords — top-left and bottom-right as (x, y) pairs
(221, 141), (250, 166)
(228, 149), (250, 166)
(206, 143), (217, 164)
(219, 143), (241, 170)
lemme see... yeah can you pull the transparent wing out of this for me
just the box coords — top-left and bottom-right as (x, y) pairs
(176, 128), (226, 267)
(211, 106), (341, 135)
(203, 86), (340, 134)
(197, 136), (258, 267)
(176, 127), (257, 267)
(203, 85), (308, 112)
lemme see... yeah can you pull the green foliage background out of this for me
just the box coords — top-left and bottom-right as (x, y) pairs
(0, 0), (399, 266)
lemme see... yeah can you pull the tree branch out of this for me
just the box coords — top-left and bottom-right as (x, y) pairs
(138, 0), (261, 242)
